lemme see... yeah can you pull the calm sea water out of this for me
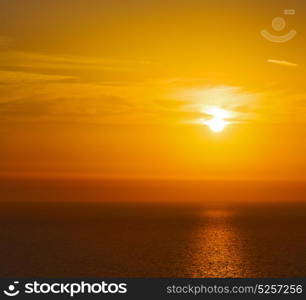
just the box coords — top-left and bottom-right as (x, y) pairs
(0, 179), (306, 277)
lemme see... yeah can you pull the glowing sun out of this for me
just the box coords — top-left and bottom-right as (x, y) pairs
(202, 106), (231, 132)
(205, 118), (228, 132)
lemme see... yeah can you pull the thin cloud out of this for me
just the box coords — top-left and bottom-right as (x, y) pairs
(0, 70), (75, 84)
(171, 85), (259, 124)
(267, 59), (298, 67)
(0, 51), (152, 72)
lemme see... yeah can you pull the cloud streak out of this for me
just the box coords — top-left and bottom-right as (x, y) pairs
(0, 70), (75, 84)
(0, 51), (153, 73)
(267, 59), (298, 67)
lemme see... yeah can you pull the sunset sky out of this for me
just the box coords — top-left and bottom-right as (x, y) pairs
(0, 0), (305, 180)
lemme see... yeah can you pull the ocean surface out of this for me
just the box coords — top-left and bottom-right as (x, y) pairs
(0, 179), (306, 277)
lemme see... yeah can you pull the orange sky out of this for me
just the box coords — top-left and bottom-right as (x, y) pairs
(0, 0), (305, 180)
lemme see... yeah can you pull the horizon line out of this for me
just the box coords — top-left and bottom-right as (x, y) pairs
(0, 172), (306, 183)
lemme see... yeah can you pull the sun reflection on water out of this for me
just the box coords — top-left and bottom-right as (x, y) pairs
(189, 209), (246, 277)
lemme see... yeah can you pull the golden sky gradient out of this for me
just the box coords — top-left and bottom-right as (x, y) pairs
(0, 0), (305, 179)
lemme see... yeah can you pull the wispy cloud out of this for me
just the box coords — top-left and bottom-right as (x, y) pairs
(267, 59), (298, 67)
(0, 51), (153, 73)
(0, 50), (159, 123)
(171, 85), (259, 118)
(0, 70), (75, 84)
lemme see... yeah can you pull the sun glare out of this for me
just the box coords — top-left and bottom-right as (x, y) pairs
(205, 118), (228, 132)
(203, 106), (231, 133)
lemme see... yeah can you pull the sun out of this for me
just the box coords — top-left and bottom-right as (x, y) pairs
(205, 118), (228, 132)
(202, 106), (231, 132)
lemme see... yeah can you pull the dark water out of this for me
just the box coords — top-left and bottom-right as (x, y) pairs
(0, 179), (306, 277)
